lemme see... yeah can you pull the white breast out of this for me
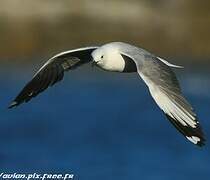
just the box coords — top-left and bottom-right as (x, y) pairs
(102, 49), (125, 72)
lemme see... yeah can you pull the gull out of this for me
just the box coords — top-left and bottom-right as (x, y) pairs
(9, 42), (205, 146)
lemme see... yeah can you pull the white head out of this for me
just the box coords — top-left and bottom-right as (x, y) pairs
(91, 43), (126, 72)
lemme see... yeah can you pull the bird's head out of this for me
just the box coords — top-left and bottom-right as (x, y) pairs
(91, 43), (126, 72)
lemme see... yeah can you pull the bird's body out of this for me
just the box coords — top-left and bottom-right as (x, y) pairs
(9, 42), (205, 146)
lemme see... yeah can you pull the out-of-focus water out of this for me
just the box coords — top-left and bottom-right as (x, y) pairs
(0, 63), (209, 180)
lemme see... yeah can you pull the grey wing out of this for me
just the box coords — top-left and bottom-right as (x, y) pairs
(138, 56), (205, 146)
(9, 47), (98, 108)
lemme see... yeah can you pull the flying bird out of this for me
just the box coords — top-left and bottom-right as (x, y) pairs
(9, 42), (205, 146)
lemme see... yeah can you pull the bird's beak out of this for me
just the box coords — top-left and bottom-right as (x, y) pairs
(91, 61), (97, 67)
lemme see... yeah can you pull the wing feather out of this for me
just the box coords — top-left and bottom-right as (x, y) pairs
(9, 47), (98, 108)
(138, 56), (205, 146)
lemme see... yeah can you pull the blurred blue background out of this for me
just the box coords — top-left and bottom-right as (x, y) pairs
(0, 0), (210, 180)
(1, 64), (210, 180)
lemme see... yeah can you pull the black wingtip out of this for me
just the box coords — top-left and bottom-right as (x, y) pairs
(197, 140), (205, 147)
(188, 135), (206, 147)
(195, 135), (206, 147)
(164, 113), (206, 147)
(8, 101), (18, 109)
(189, 136), (206, 148)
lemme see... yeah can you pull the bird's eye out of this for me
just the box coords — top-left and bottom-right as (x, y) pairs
(101, 55), (104, 59)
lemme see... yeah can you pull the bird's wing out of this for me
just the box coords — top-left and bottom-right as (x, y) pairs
(9, 47), (98, 108)
(120, 50), (205, 146)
